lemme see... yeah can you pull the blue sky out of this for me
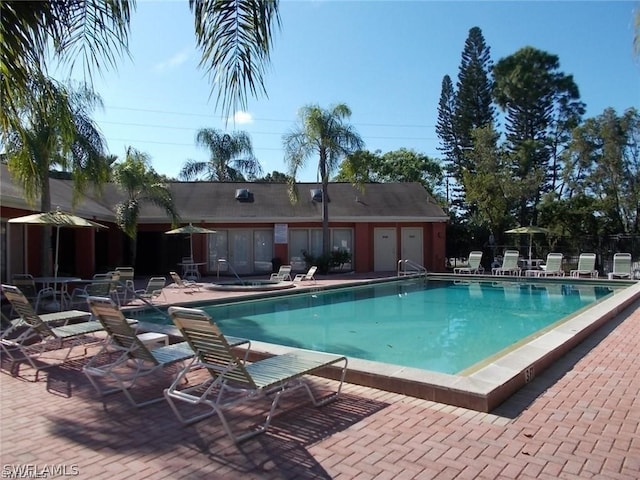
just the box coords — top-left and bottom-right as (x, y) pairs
(56, 1), (639, 182)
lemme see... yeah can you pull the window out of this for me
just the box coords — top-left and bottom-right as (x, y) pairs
(209, 231), (228, 272)
(289, 228), (352, 270)
(332, 229), (352, 253)
(309, 229), (323, 257)
(289, 230), (308, 270)
(289, 228), (322, 264)
(332, 229), (353, 270)
(254, 230), (274, 272)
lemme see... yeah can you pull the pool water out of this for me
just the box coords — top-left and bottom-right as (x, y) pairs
(143, 279), (617, 374)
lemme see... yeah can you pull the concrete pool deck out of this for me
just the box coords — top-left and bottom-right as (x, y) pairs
(1, 272), (639, 478)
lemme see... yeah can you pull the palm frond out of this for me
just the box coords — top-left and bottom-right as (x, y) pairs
(179, 159), (211, 180)
(1, 1), (133, 132)
(51, 0), (134, 81)
(190, 0), (280, 118)
(0, 2), (52, 95)
(233, 156), (262, 179)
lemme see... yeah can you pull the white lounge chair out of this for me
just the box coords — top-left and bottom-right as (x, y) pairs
(10, 273), (55, 313)
(570, 253), (598, 278)
(69, 273), (114, 308)
(270, 265), (292, 281)
(293, 265), (317, 282)
(114, 266), (135, 304)
(491, 250), (521, 276)
(169, 271), (200, 292)
(83, 297), (251, 408)
(135, 277), (166, 302)
(1, 284), (101, 378)
(536, 253), (565, 277)
(608, 253), (632, 279)
(83, 296), (194, 407)
(453, 251), (484, 274)
(164, 306), (348, 443)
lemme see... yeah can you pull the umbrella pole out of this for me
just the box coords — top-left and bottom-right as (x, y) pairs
(54, 226), (60, 280)
(190, 233), (193, 261)
(53, 226), (61, 309)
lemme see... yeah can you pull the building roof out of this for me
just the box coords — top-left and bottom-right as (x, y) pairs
(0, 165), (115, 220)
(1, 164), (448, 224)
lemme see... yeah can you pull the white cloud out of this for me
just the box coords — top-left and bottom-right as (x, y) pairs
(232, 111), (254, 124)
(154, 48), (191, 72)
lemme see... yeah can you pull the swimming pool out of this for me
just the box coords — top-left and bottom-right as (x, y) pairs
(134, 275), (640, 411)
(138, 278), (616, 374)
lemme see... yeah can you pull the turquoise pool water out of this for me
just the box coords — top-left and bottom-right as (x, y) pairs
(141, 279), (616, 374)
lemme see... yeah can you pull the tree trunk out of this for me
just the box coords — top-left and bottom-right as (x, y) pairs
(129, 235), (138, 270)
(320, 150), (330, 256)
(322, 177), (330, 256)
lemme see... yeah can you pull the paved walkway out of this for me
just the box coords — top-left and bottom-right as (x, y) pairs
(1, 277), (639, 479)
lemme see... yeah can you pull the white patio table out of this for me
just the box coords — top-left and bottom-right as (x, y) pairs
(177, 262), (206, 281)
(33, 276), (82, 311)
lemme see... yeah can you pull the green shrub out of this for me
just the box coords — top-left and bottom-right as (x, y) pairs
(302, 250), (352, 274)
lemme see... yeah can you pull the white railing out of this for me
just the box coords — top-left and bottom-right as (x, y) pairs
(217, 259), (245, 284)
(397, 259), (428, 277)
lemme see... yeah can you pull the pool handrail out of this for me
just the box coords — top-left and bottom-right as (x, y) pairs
(398, 259), (427, 277)
(217, 259), (245, 285)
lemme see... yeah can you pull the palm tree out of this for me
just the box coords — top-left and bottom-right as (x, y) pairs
(2, 0), (279, 130)
(180, 128), (262, 181)
(3, 77), (111, 275)
(112, 147), (181, 267)
(283, 103), (364, 255)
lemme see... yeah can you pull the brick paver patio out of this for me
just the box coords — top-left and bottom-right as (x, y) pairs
(1, 279), (639, 479)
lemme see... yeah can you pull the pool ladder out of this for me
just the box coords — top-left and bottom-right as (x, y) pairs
(217, 259), (245, 285)
(397, 259), (428, 277)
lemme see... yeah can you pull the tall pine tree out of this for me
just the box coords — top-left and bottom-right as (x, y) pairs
(436, 27), (495, 210)
(436, 75), (459, 204)
(454, 26), (495, 157)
